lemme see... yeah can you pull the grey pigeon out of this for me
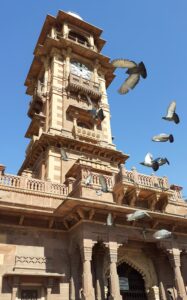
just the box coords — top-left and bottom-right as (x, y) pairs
(140, 153), (159, 171)
(126, 210), (150, 222)
(153, 229), (172, 240)
(99, 175), (108, 192)
(152, 133), (174, 143)
(85, 174), (93, 185)
(162, 101), (180, 124)
(60, 148), (68, 161)
(111, 59), (147, 94)
(96, 190), (102, 196)
(87, 108), (105, 125)
(140, 153), (169, 171)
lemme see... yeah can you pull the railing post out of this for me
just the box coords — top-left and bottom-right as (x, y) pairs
(131, 167), (139, 185)
(0, 164), (5, 176)
(45, 179), (52, 193)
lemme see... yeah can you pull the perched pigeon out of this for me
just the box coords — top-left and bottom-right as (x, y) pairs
(99, 175), (108, 192)
(152, 133), (174, 143)
(153, 229), (172, 240)
(140, 153), (169, 171)
(96, 190), (102, 196)
(111, 59), (147, 94)
(162, 101), (180, 124)
(60, 148), (68, 161)
(126, 210), (150, 222)
(106, 213), (113, 226)
(85, 174), (93, 186)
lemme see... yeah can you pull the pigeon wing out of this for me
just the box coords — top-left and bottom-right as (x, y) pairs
(99, 175), (108, 192)
(111, 59), (137, 69)
(118, 74), (140, 94)
(85, 93), (92, 106)
(145, 153), (153, 164)
(166, 101), (176, 118)
(60, 148), (68, 161)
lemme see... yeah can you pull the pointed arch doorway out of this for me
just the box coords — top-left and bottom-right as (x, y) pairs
(117, 262), (148, 300)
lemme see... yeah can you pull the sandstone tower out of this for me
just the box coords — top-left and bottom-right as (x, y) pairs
(0, 10), (187, 300)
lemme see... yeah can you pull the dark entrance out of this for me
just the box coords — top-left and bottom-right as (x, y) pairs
(117, 262), (147, 300)
(21, 290), (38, 300)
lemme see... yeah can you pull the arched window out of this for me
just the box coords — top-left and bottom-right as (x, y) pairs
(68, 30), (89, 47)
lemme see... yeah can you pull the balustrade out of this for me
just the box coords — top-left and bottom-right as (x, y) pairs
(115, 169), (169, 190)
(74, 125), (101, 141)
(0, 174), (68, 196)
(69, 73), (101, 98)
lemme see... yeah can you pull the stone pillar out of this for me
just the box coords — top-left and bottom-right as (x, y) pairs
(81, 239), (95, 300)
(108, 242), (122, 300)
(11, 276), (19, 300)
(46, 277), (53, 300)
(63, 47), (72, 79)
(69, 249), (81, 300)
(155, 255), (167, 300)
(167, 249), (187, 300)
(95, 248), (105, 300)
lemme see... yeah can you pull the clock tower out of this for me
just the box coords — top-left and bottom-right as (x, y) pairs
(19, 10), (128, 188)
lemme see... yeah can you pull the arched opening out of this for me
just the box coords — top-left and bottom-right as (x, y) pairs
(117, 262), (148, 300)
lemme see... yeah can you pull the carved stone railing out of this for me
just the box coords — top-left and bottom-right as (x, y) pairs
(68, 73), (101, 98)
(74, 125), (101, 142)
(14, 255), (52, 271)
(0, 174), (68, 196)
(115, 169), (169, 190)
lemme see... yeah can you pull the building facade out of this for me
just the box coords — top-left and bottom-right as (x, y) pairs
(0, 10), (187, 300)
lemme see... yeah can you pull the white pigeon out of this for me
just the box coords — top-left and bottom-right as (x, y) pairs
(126, 210), (150, 222)
(152, 133), (174, 143)
(153, 229), (172, 240)
(106, 213), (113, 226)
(162, 101), (180, 124)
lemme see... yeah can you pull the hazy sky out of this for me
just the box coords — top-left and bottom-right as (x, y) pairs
(0, 1), (186, 196)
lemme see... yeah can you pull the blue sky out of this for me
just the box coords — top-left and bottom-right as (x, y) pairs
(0, 1), (186, 196)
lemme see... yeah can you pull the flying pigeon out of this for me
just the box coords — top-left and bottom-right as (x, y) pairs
(140, 153), (169, 171)
(152, 133), (174, 143)
(140, 153), (159, 171)
(106, 213), (113, 226)
(111, 59), (147, 94)
(85, 174), (93, 185)
(153, 229), (172, 240)
(60, 148), (68, 161)
(126, 210), (151, 222)
(99, 175), (108, 192)
(162, 101), (180, 124)
(87, 108), (105, 125)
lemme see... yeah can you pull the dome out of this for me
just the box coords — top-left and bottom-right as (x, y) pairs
(67, 11), (83, 20)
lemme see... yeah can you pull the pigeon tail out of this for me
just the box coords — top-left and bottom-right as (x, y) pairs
(165, 158), (170, 165)
(169, 134), (174, 143)
(173, 112), (180, 124)
(139, 62), (147, 78)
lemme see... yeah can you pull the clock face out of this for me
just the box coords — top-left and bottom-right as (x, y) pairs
(71, 61), (92, 79)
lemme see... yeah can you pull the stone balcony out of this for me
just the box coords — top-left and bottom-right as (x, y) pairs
(74, 124), (102, 143)
(0, 173), (68, 197)
(68, 73), (101, 99)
